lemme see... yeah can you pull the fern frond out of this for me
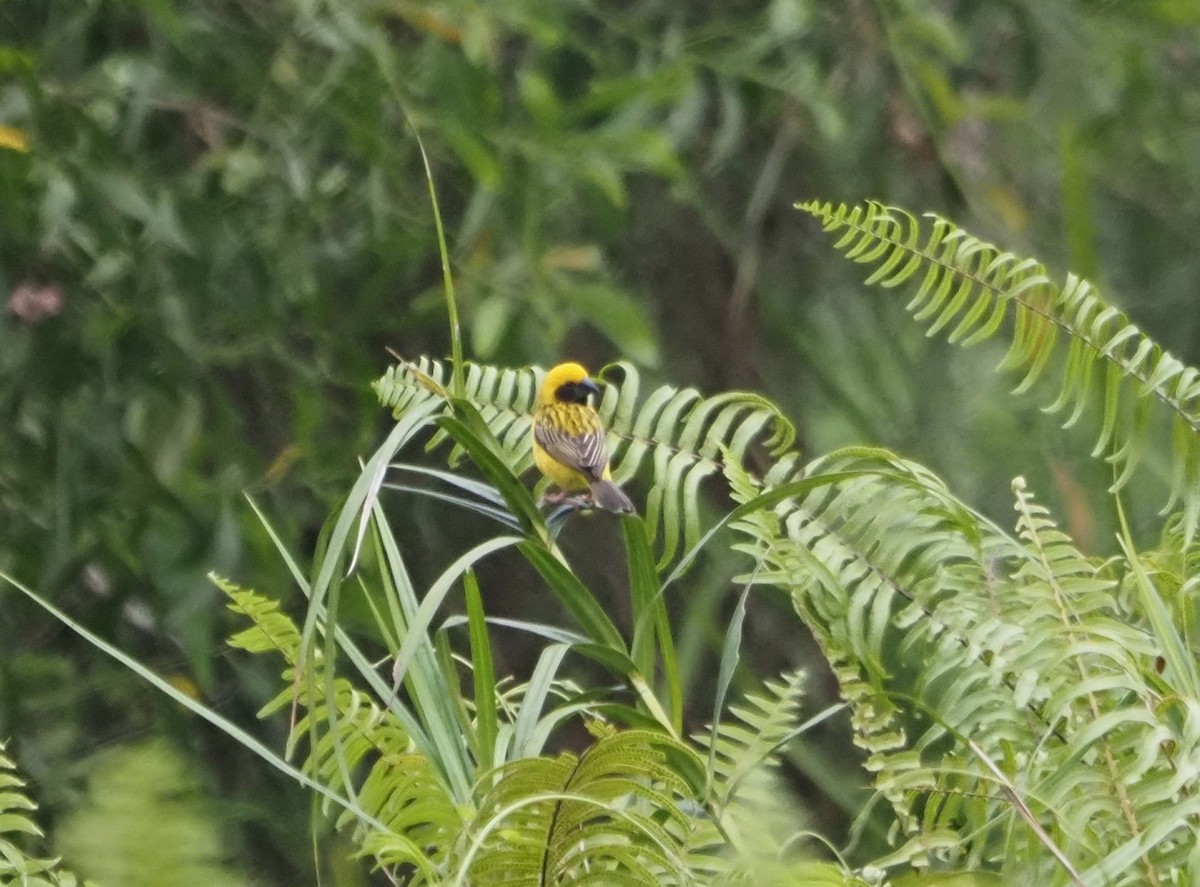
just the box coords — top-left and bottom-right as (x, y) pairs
(0, 740), (85, 886)
(726, 442), (1200, 882)
(702, 669), (807, 810)
(372, 358), (795, 566)
(220, 581), (460, 881)
(798, 199), (1200, 534)
(223, 580), (302, 662)
(464, 727), (707, 885)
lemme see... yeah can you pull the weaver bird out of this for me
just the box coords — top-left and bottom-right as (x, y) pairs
(532, 362), (635, 514)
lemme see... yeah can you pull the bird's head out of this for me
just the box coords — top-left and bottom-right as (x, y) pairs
(539, 362), (601, 407)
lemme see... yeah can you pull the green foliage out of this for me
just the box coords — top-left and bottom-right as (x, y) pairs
(221, 581), (802, 885)
(24, 190), (1200, 880)
(724, 444), (1200, 881)
(212, 371), (851, 883)
(467, 727), (703, 885)
(6, 0), (1200, 883)
(693, 671), (842, 880)
(0, 739), (91, 887)
(223, 578), (456, 880)
(20, 177), (1200, 879)
(798, 200), (1200, 534)
(715, 202), (1200, 883)
(56, 741), (253, 887)
(362, 202), (1200, 882)
(702, 669), (807, 812)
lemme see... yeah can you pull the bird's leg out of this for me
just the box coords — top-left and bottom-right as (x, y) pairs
(540, 488), (594, 511)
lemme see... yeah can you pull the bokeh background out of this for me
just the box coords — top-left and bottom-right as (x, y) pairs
(2, 1), (1199, 883)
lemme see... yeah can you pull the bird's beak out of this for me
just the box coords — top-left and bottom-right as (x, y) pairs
(581, 378), (601, 399)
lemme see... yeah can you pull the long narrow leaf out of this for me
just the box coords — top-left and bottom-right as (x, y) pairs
(517, 541), (627, 652)
(464, 569), (498, 773)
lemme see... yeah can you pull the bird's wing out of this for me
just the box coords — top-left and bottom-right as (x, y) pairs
(534, 417), (608, 480)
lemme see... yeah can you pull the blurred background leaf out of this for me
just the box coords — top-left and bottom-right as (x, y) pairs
(56, 739), (254, 887)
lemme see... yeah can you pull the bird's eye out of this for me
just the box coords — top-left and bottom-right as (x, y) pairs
(555, 381), (591, 404)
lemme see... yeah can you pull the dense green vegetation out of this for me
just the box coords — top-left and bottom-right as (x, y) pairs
(3, 1), (1200, 884)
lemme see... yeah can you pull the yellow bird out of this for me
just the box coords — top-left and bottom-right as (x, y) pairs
(532, 362), (635, 514)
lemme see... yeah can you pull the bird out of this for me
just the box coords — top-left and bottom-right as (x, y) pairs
(531, 362), (635, 514)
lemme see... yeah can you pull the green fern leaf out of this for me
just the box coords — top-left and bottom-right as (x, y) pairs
(0, 740), (89, 886)
(725, 436), (1200, 881)
(701, 669), (807, 811)
(219, 577), (302, 661)
(465, 728), (706, 886)
(798, 199), (1200, 536)
(219, 581), (459, 881)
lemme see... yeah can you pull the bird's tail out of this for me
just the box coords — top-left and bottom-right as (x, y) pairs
(589, 479), (635, 514)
